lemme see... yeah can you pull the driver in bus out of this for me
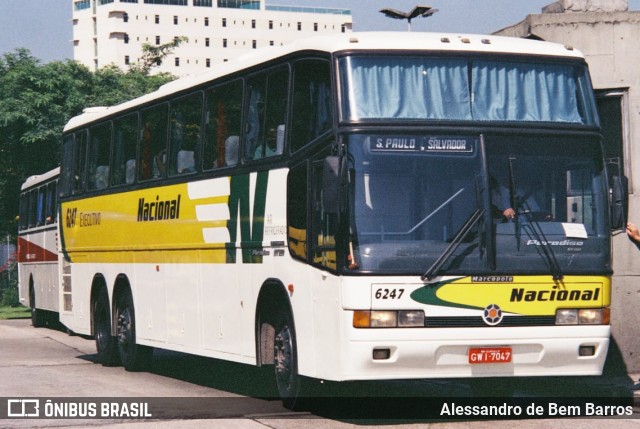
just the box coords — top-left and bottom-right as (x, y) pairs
(490, 176), (541, 221)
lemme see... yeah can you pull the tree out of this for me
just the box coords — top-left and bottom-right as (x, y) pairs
(133, 36), (189, 75)
(0, 49), (175, 236)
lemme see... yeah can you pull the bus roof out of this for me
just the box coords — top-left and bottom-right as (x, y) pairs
(63, 31), (584, 132)
(21, 167), (60, 192)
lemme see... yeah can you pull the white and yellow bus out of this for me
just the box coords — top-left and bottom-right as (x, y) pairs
(58, 32), (618, 407)
(18, 167), (60, 327)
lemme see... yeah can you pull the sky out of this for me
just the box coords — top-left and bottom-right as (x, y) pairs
(1, 0), (640, 63)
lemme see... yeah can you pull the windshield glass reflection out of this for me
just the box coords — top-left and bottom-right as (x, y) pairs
(345, 133), (610, 276)
(347, 134), (484, 273)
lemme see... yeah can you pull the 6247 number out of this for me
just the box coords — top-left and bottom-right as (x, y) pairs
(374, 288), (405, 300)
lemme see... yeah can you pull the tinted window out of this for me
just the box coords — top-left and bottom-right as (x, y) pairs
(169, 93), (203, 176)
(291, 60), (332, 152)
(139, 104), (169, 181)
(88, 122), (112, 190)
(112, 113), (139, 186)
(203, 80), (243, 170)
(245, 67), (289, 161)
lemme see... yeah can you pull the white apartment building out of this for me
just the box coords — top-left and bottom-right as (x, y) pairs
(72, 0), (352, 76)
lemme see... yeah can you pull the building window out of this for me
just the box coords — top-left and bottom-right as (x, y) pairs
(223, 38), (227, 48)
(314, 23), (318, 32)
(74, 0), (91, 11)
(218, 0), (259, 9)
(205, 17), (209, 26)
(155, 35), (160, 45)
(251, 19), (256, 29)
(222, 18), (227, 27)
(252, 40), (256, 49)
(341, 24), (346, 33)
(123, 13), (129, 23)
(144, 0), (187, 5)
(194, 0), (212, 5)
(269, 20), (273, 30)
(269, 40), (274, 46)
(175, 57), (180, 67)
(124, 55), (130, 65)
(206, 58), (211, 67)
(297, 22), (301, 31)
(205, 37), (210, 47)
(124, 34), (129, 44)
(155, 15), (160, 24)
(174, 16), (178, 25)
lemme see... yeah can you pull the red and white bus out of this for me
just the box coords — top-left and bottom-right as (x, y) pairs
(18, 167), (60, 327)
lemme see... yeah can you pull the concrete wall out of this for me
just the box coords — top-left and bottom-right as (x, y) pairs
(496, 10), (640, 372)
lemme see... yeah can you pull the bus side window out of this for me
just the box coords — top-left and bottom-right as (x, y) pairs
(291, 59), (332, 152)
(311, 155), (338, 270)
(203, 79), (243, 170)
(245, 66), (289, 161)
(60, 133), (75, 197)
(19, 192), (28, 230)
(36, 186), (45, 226)
(287, 161), (308, 261)
(27, 189), (37, 228)
(169, 92), (203, 176)
(88, 122), (113, 191)
(73, 130), (88, 194)
(139, 104), (169, 181)
(112, 113), (138, 186)
(45, 181), (57, 224)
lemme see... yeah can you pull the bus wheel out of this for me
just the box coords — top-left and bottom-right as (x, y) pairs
(93, 287), (118, 366)
(274, 310), (301, 409)
(29, 285), (45, 328)
(115, 290), (152, 371)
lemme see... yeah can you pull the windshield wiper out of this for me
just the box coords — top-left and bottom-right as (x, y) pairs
(507, 157), (563, 280)
(519, 202), (564, 281)
(507, 157), (522, 251)
(421, 208), (484, 281)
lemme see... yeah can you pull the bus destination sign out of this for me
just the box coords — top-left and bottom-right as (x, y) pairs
(370, 136), (477, 154)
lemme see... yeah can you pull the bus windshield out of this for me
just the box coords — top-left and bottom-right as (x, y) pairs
(345, 134), (610, 275)
(487, 135), (609, 274)
(346, 134), (485, 274)
(339, 55), (599, 125)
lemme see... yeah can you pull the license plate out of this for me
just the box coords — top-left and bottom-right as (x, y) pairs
(468, 347), (512, 364)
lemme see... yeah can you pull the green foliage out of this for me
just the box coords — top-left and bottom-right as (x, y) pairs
(134, 36), (189, 75)
(0, 49), (176, 235)
(0, 263), (18, 307)
(0, 286), (19, 308)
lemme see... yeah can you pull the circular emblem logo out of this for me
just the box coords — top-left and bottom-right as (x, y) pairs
(482, 304), (503, 326)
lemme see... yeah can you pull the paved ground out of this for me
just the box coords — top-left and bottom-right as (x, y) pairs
(0, 318), (638, 429)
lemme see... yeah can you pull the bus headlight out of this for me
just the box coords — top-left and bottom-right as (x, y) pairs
(370, 311), (397, 328)
(398, 310), (425, 327)
(555, 308), (609, 325)
(353, 310), (424, 328)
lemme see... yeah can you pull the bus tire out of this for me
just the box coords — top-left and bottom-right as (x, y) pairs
(29, 284), (45, 328)
(273, 308), (302, 410)
(93, 286), (119, 366)
(115, 289), (152, 371)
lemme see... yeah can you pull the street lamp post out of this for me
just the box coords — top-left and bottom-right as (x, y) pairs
(379, 5), (439, 31)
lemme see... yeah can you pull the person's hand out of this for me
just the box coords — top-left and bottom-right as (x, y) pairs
(503, 208), (516, 220)
(627, 223), (640, 243)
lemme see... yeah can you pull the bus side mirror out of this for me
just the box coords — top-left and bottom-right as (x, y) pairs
(607, 158), (628, 231)
(323, 156), (341, 214)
